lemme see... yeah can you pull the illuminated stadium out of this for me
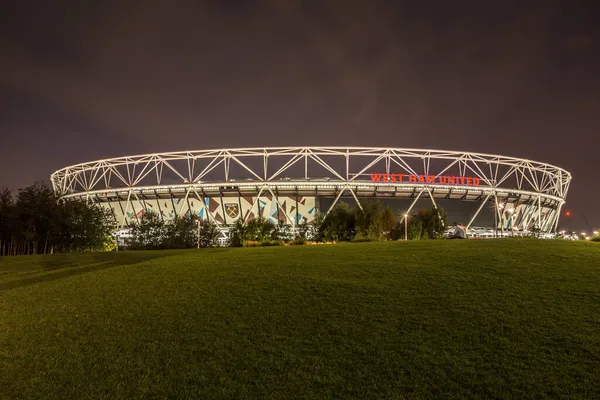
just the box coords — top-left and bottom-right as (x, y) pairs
(50, 147), (571, 234)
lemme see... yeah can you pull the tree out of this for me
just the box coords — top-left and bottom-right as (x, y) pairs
(353, 201), (397, 241)
(271, 221), (293, 242)
(129, 211), (167, 249)
(420, 207), (447, 239)
(14, 182), (57, 254)
(199, 219), (220, 247)
(229, 218), (248, 247)
(246, 217), (276, 242)
(381, 205), (396, 240)
(229, 217), (284, 246)
(397, 207), (447, 240)
(304, 210), (324, 242)
(319, 202), (355, 242)
(0, 182), (115, 255)
(0, 187), (15, 256)
(57, 199), (115, 252)
(129, 212), (205, 250)
(165, 215), (197, 249)
(354, 201), (383, 241)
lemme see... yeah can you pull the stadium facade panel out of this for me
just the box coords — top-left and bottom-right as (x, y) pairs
(51, 147), (571, 233)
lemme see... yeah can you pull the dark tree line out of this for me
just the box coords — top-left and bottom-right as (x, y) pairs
(226, 201), (447, 246)
(0, 182), (115, 256)
(317, 201), (447, 242)
(229, 217), (299, 246)
(0, 182), (449, 255)
(128, 211), (222, 249)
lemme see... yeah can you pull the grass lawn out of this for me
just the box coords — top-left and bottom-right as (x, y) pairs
(1, 239), (600, 399)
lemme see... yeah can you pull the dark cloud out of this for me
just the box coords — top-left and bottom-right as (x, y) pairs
(1, 0), (599, 230)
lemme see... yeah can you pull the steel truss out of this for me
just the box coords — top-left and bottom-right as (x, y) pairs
(51, 147), (571, 232)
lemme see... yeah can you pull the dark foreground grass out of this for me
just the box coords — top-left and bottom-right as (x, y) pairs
(1, 240), (600, 399)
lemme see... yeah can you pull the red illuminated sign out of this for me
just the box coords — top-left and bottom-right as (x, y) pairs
(370, 173), (481, 187)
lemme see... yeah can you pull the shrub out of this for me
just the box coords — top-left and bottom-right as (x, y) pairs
(260, 240), (283, 247)
(351, 233), (373, 242)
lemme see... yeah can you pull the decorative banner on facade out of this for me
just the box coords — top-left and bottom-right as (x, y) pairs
(370, 173), (481, 187)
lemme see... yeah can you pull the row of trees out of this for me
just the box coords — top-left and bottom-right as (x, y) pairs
(0, 182), (448, 255)
(0, 183), (115, 256)
(127, 211), (222, 250)
(228, 217), (312, 246)
(129, 200), (447, 250)
(317, 201), (447, 242)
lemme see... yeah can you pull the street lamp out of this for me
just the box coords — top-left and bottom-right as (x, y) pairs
(197, 219), (202, 249)
(404, 214), (409, 241)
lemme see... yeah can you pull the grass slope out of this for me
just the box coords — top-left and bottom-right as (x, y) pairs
(1, 240), (600, 399)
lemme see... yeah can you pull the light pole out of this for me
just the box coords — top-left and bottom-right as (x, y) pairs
(565, 211), (571, 233)
(197, 219), (201, 249)
(404, 214), (408, 241)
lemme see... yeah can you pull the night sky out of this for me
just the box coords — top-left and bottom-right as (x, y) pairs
(1, 1), (598, 231)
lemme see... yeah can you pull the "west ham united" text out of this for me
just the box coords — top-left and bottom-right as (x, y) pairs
(370, 173), (481, 186)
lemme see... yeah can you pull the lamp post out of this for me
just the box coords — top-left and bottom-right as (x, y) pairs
(565, 211), (571, 233)
(404, 214), (408, 241)
(197, 219), (201, 249)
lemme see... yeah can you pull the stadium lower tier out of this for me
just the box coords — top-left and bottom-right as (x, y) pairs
(104, 195), (317, 226)
(93, 193), (559, 232)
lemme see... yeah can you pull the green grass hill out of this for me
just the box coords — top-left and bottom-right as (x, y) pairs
(1, 240), (600, 399)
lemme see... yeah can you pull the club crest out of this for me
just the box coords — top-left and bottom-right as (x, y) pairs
(225, 203), (239, 218)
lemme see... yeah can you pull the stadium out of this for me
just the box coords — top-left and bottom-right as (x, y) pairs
(50, 147), (571, 236)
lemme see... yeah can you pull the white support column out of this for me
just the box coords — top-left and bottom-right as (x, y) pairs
(244, 186), (266, 222)
(345, 150), (349, 181)
(265, 186), (293, 225)
(178, 187), (192, 216)
(347, 186), (363, 211)
(553, 203), (564, 232)
(467, 194), (491, 230)
(425, 187), (437, 209)
(542, 208), (555, 232)
(121, 190), (132, 227)
(399, 189), (425, 224)
(324, 187), (347, 217)
(493, 193), (504, 235)
(537, 195), (542, 229)
(524, 204), (537, 231)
